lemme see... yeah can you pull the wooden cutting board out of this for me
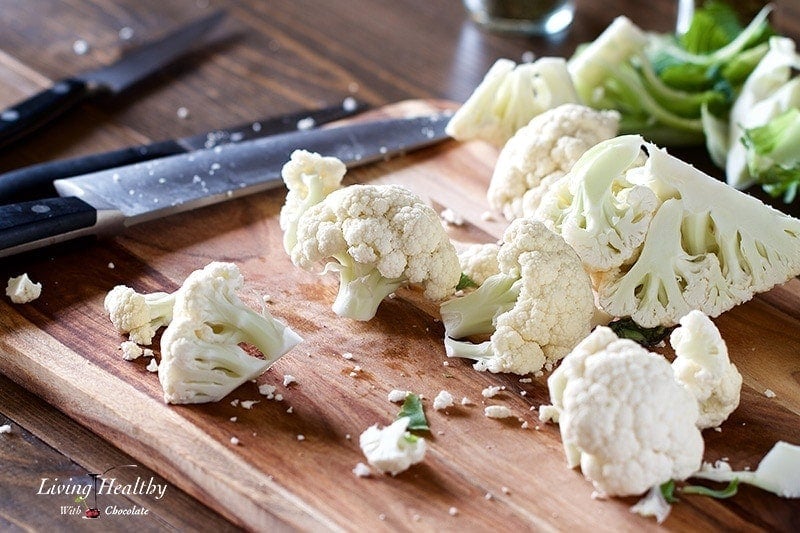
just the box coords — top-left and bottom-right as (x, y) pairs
(1, 100), (798, 531)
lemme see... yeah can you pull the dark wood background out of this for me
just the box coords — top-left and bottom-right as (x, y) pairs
(1, 0), (798, 530)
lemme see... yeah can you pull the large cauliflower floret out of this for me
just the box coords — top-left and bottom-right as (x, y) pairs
(290, 184), (461, 321)
(546, 327), (704, 497)
(159, 262), (302, 404)
(538, 134), (800, 327)
(441, 219), (595, 375)
(670, 310), (742, 429)
(456, 242), (501, 286)
(104, 285), (176, 345)
(487, 104), (620, 221)
(445, 57), (579, 147)
(279, 149), (347, 254)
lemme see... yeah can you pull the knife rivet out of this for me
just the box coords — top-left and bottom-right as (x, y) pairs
(31, 204), (51, 214)
(52, 82), (71, 94)
(1, 110), (19, 122)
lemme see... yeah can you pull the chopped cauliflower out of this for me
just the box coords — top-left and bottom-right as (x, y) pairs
(670, 310), (742, 429)
(359, 417), (427, 476)
(352, 462), (372, 478)
(456, 242), (501, 286)
(289, 183), (461, 321)
(484, 405), (514, 419)
(104, 285), (176, 345)
(547, 327), (704, 497)
(387, 389), (410, 403)
(120, 340), (144, 361)
(433, 390), (455, 411)
(442, 219), (596, 375)
(6, 273), (42, 304)
(446, 57), (579, 147)
(487, 104), (620, 221)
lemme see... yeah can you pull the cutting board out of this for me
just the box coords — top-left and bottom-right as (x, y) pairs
(1, 100), (798, 531)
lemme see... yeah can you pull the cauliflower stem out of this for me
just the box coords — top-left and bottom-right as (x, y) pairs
(329, 256), (407, 321)
(440, 273), (522, 340)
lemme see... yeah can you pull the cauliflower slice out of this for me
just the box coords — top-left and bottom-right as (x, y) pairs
(446, 57), (579, 147)
(289, 184), (461, 321)
(670, 310), (742, 429)
(456, 241), (500, 286)
(104, 285), (176, 345)
(359, 417), (427, 476)
(487, 103), (620, 221)
(441, 219), (595, 375)
(279, 149), (346, 254)
(547, 326), (704, 497)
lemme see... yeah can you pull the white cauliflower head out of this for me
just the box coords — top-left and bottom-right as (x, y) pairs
(359, 417), (427, 476)
(456, 241), (501, 286)
(104, 285), (175, 345)
(487, 103), (620, 221)
(547, 326), (704, 497)
(670, 310), (742, 429)
(290, 184), (461, 321)
(279, 149), (347, 254)
(442, 219), (596, 375)
(446, 57), (579, 147)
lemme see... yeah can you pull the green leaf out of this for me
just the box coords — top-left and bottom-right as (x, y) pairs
(681, 479), (740, 499)
(456, 272), (479, 291)
(608, 317), (673, 347)
(744, 108), (800, 203)
(660, 480), (680, 503)
(396, 393), (429, 432)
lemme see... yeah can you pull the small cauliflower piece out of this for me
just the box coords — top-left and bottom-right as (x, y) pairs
(279, 149), (346, 254)
(547, 326), (704, 497)
(289, 183), (461, 321)
(433, 390), (455, 411)
(104, 285), (176, 345)
(456, 242), (500, 286)
(359, 417), (426, 476)
(487, 104), (620, 221)
(441, 219), (595, 375)
(120, 340), (144, 361)
(670, 310), (742, 429)
(6, 273), (42, 304)
(446, 57), (579, 147)
(158, 262), (302, 404)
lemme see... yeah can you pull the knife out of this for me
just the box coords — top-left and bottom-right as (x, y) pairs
(0, 10), (227, 150)
(0, 100), (369, 203)
(0, 113), (452, 258)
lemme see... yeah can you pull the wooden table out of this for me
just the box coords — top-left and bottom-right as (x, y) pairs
(1, 1), (798, 531)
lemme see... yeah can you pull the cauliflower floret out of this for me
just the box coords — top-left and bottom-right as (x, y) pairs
(279, 149), (346, 254)
(670, 310), (742, 429)
(359, 417), (427, 476)
(456, 242), (501, 286)
(446, 57), (579, 147)
(289, 183), (461, 321)
(5, 273), (42, 304)
(547, 327), (704, 497)
(441, 219), (595, 375)
(104, 285), (176, 345)
(158, 262), (302, 404)
(487, 104), (620, 221)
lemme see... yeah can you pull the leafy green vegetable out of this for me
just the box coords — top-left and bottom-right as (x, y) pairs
(456, 272), (479, 291)
(681, 479), (740, 499)
(743, 108), (800, 203)
(396, 393), (429, 432)
(609, 317), (672, 347)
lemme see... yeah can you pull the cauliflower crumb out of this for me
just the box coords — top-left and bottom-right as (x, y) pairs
(448, 506), (459, 516)
(0, 424), (11, 434)
(177, 106), (190, 119)
(342, 352), (354, 360)
(283, 375), (297, 387)
(440, 207), (465, 226)
(258, 384), (277, 398)
(484, 405), (513, 419)
(120, 340), (144, 361)
(538, 404), (558, 423)
(274, 394), (284, 402)
(240, 400), (259, 409)
(521, 421), (529, 429)
(461, 397), (474, 406)
(353, 462), (372, 478)
(72, 39), (89, 55)
(230, 436), (240, 445)
(108, 262), (115, 269)
(482, 385), (503, 398)
(484, 492), (494, 500)
(433, 390), (455, 411)
(6, 273), (42, 304)
(146, 358), (158, 373)
(286, 406), (293, 414)
(231, 399), (240, 407)
(501, 486), (511, 494)
(387, 389), (410, 403)
(297, 434), (306, 441)
(764, 389), (777, 398)
(230, 416), (237, 422)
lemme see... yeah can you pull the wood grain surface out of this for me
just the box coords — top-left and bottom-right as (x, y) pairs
(1, 0), (799, 531)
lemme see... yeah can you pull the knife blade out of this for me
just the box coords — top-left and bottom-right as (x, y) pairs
(0, 113), (452, 258)
(0, 99), (369, 203)
(0, 10), (226, 150)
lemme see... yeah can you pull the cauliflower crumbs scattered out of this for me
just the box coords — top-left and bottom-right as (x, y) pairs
(231, 399), (240, 407)
(440, 207), (465, 226)
(433, 390), (455, 411)
(343, 96), (358, 112)
(146, 358), (158, 373)
(118, 26), (134, 40)
(0, 424), (11, 434)
(240, 400), (259, 409)
(287, 406), (293, 414)
(481, 211), (496, 222)
(72, 39), (89, 55)
(534, 370), (544, 378)
(378, 514), (387, 521)
(108, 262), (115, 269)
(482, 385), (503, 398)
(518, 378), (532, 383)
(230, 437), (240, 445)
(262, 294), (273, 303)
(714, 427), (722, 432)
(342, 352), (354, 360)
(521, 421), (529, 429)
(143, 348), (154, 358)
(538, 404), (558, 423)
(764, 389), (777, 398)
(353, 462), (372, 477)
(177, 107), (190, 119)
(387, 389), (410, 403)
(520, 391), (527, 397)
(448, 506), (459, 516)
(6, 273), (42, 303)
(461, 397), (474, 406)
(258, 384), (277, 398)
(283, 375), (297, 387)
(484, 405), (513, 419)
(297, 434), (306, 441)
(274, 394), (284, 402)
(501, 486), (511, 495)
(230, 417), (237, 422)
(345, 434), (352, 440)
(120, 341), (143, 361)
(442, 361), (450, 367)
(484, 492), (494, 500)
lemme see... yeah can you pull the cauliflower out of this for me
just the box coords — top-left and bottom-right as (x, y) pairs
(104, 285), (176, 345)
(487, 104), (620, 221)
(158, 262), (302, 404)
(288, 183), (461, 321)
(536, 134), (800, 327)
(456, 241), (500, 286)
(6, 273), (42, 304)
(359, 417), (427, 476)
(441, 219), (595, 375)
(670, 310), (742, 429)
(445, 57), (579, 147)
(546, 326), (704, 497)
(279, 149), (346, 254)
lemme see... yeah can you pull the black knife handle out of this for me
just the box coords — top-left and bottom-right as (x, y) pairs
(0, 78), (93, 150)
(0, 138), (185, 203)
(0, 197), (98, 255)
